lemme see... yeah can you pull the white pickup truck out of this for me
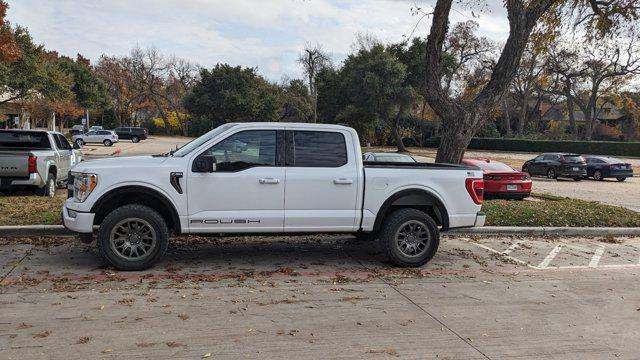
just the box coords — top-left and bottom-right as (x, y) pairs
(63, 123), (485, 270)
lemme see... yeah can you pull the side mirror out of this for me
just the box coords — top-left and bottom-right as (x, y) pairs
(73, 142), (81, 150)
(192, 154), (216, 173)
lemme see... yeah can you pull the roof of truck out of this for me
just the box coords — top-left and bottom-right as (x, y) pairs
(229, 122), (352, 130)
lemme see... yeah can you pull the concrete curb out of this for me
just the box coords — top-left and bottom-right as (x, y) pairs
(0, 225), (639, 238)
(449, 226), (640, 237)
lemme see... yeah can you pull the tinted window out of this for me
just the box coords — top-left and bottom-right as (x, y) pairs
(55, 134), (72, 150)
(97, 130), (111, 135)
(288, 131), (347, 167)
(203, 130), (276, 172)
(0, 131), (51, 149)
(86, 131), (96, 136)
(542, 155), (558, 161)
(562, 155), (584, 162)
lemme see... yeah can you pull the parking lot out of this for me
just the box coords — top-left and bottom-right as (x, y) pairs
(2, 234), (640, 359)
(79, 135), (193, 159)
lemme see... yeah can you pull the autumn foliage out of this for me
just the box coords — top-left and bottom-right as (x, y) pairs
(0, 0), (19, 62)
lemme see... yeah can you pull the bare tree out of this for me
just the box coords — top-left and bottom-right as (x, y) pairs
(164, 57), (199, 135)
(129, 46), (170, 127)
(298, 45), (329, 123)
(422, 0), (639, 163)
(548, 37), (640, 140)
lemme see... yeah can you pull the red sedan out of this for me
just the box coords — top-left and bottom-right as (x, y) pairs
(462, 158), (532, 200)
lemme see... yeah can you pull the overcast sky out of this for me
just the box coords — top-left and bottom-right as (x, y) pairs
(7, 0), (509, 81)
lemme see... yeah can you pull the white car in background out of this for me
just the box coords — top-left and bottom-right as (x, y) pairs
(72, 130), (119, 147)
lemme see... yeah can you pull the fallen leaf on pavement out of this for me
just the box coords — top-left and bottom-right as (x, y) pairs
(77, 336), (91, 344)
(32, 330), (51, 338)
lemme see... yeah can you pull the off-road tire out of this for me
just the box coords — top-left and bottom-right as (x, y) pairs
(378, 208), (439, 267)
(97, 204), (168, 271)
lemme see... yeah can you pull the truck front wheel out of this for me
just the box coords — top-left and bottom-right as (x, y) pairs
(378, 208), (439, 267)
(97, 204), (168, 271)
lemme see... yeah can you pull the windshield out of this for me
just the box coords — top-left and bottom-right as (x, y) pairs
(0, 131), (51, 149)
(172, 123), (237, 157)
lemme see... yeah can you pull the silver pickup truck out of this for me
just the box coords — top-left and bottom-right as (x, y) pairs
(0, 130), (82, 196)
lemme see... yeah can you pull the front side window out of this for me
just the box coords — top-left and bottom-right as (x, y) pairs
(86, 131), (96, 136)
(287, 131), (347, 167)
(202, 130), (276, 172)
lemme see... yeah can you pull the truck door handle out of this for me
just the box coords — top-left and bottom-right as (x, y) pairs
(259, 178), (280, 184)
(333, 178), (353, 185)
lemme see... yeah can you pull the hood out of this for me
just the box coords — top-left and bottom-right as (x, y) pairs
(71, 155), (168, 172)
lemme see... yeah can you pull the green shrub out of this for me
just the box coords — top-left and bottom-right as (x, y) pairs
(423, 137), (640, 156)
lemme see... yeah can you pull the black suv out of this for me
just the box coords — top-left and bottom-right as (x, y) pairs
(522, 153), (587, 181)
(113, 127), (148, 143)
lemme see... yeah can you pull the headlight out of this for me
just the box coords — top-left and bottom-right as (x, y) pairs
(73, 173), (98, 202)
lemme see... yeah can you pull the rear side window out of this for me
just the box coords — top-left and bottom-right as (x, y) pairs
(0, 131), (51, 149)
(97, 131), (110, 135)
(287, 131), (347, 167)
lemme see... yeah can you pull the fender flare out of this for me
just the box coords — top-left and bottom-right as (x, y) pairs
(90, 185), (181, 232)
(372, 188), (449, 231)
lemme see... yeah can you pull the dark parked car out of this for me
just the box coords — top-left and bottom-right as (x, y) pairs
(583, 155), (633, 182)
(113, 127), (148, 143)
(522, 153), (587, 181)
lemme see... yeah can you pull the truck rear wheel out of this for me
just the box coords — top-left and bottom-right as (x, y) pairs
(97, 204), (168, 271)
(35, 172), (56, 197)
(378, 208), (439, 267)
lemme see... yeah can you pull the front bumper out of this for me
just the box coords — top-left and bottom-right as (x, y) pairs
(474, 212), (486, 227)
(62, 205), (95, 233)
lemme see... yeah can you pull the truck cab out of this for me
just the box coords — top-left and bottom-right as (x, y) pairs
(63, 123), (484, 270)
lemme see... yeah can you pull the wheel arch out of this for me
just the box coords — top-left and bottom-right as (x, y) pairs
(372, 188), (449, 232)
(90, 185), (181, 233)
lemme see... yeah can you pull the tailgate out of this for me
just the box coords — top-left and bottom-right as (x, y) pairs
(0, 151), (30, 177)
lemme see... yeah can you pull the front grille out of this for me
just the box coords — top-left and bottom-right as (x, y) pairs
(67, 172), (74, 198)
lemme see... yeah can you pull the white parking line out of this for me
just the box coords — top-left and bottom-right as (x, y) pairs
(537, 245), (562, 269)
(469, 242), (538, 269)
(589, 245), (605, 268)
(502, 241), (522, 255)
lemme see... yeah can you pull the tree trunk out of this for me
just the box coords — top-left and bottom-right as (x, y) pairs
(502, 98), (511, 137)
(582, 106), (594, 140)
(517, 90), (529, 134)
(565, 93), (578, 139)
(435, 111), (477, 164)
(391, 113), (407, 152)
